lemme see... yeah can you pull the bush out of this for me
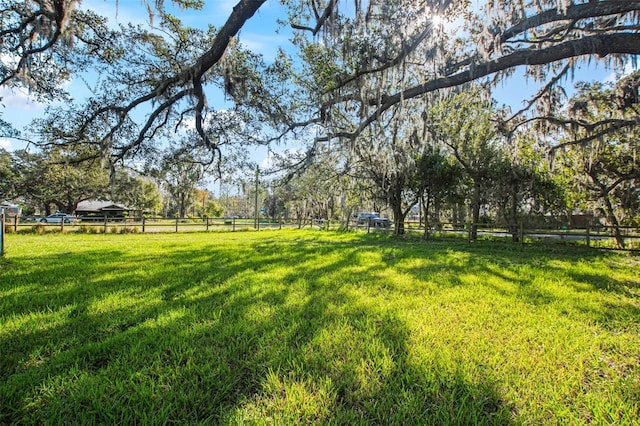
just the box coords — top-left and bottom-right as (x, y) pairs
(31, 224), (46, 235)
(120, 226), (140, 234)
(76, 225), (102, 234)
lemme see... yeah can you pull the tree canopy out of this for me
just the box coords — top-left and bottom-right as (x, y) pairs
(2, 1), (639, 241)
(2, 0), (639, 166)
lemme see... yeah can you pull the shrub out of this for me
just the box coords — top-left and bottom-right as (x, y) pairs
(77, 225), (101, 234)
(31, 224), (46, 235)
(77, 225), (90, 234)
(120, 226), (140, 234)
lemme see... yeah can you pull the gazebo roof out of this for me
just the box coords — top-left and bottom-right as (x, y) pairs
(76, 200), (133, 212)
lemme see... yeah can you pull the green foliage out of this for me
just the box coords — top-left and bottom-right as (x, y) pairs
(551, 73), (640, 247)
(173, 0), (204, 9)
(416, 148), (464, 206)
(427, 88), (501, 238)
(9, 147), (110, 214)
(263, 193), (286, 219)
(76, 225), (102, 234)
(150, 147), (209, 218)
(31, 223), (46, 234)
(0, 148), (14, 200)
(110, 171), (163, 214)
(120, 226), (140, 234)
(5, 147), (165, 216)
(201, 199), (224, 218)
(300, 42), (346, 92)
(1, 231), (639, 424)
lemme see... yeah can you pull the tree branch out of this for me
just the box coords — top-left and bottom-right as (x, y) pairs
(327, 23), (435, 94)
(291, 0), (336, 36)
(499, 0), (640, 46)
(546, 117), (639, 152)
(73, 0), (267, 160)
(369, 33), (640, 115)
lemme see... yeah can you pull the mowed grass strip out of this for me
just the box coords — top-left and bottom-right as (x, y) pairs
(1, 230), (639, 424)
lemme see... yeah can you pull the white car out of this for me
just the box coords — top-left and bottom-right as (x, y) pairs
(355, 212), (391, 228)
(38, 213), (77, 223)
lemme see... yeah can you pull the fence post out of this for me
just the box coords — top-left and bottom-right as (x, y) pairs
(205, 216), (209, 231)
(1, 212), (5, 257)
(14, 215), (19, 232)
(586, 224), (590, 247)
(175, 217), (179, 233)
(60, 217), (65, 232)
(519, 221), (524, 246)
(233, 217), (236, 232)
(142, 216), (146, 233)
(104, 215), (108, 233)
(467, 222), (472, 243)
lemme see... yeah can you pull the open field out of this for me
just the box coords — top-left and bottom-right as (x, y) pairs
(1, 230), (639, 424)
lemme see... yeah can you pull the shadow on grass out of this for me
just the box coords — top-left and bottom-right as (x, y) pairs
(392, 237), (638, 299)
(3, 231), (634, 423)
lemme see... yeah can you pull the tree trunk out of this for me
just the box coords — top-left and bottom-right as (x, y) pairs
(454, 202), (466, 229)
(509, 184), (519, 243)
(422, 195), (431, 240)
(451, 202), (458, 228)
(343, 207), (353, 231)
(65, 201), (77, 215)
(179, 193), (186, 218)
(602, 195), (625, 249)
(393, 204), (405, 235)
(434, 200), (441, 230)
(470, 181), (481, 241)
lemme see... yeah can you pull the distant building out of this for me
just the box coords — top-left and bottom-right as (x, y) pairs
(75, 200), (138, 218)
(0, 202), (21, 217)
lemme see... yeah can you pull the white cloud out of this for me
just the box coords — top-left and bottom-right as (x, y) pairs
(260, 150), (275, 169)
(179, 116), (196, 132)
(0, 138), (11, 150)
(238, 33), (289, 62)
(215, 0), (237, 15)
(604, 62), (638, 83)
(0, 86), (44, 111)
(79, 0), (149, 28)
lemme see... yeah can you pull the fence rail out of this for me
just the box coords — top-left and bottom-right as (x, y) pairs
(347, 219), (640, 249)
(3, 215), (639, 250)
(2, 215), (331, 234)
(398, 220), (640, 249)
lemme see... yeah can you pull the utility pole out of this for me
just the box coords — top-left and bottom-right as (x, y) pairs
(254, 166), (260, 230)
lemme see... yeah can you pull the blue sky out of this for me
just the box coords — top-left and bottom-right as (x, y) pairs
(0, 0), (290, 151)
(0, 0), (633, 156)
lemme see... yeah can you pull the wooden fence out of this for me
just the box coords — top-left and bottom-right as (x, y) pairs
(1, 215), (333, 234)
(3, 215), (639, 250)
(383, 220), (640, 249)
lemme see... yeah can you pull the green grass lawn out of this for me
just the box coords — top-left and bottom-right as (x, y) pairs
(1, 230), (639, 425)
